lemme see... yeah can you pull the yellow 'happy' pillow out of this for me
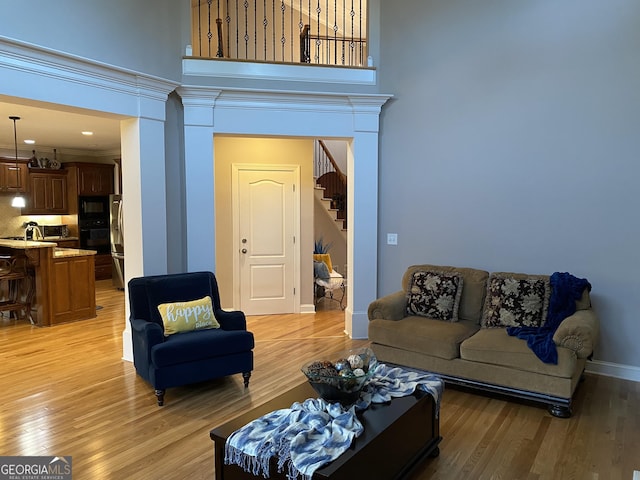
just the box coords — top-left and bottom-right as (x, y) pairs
(157, 296), (220, 335)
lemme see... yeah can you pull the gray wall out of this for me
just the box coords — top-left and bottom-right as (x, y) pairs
(3, 0), (638, 370)
(165, 92), (187, 273)
(0, 0), (186, 81)
(377, 0), (640, 368)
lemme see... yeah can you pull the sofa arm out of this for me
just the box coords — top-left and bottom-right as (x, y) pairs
(368, 291), (407, 321)
(215, 309), (247, 331)
(130, 318), (165, 372)
(553, 309), (599, 359)
(131, 318), (164, 345)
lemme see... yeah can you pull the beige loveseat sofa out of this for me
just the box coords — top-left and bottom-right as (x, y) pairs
(368, 264), (598, 417)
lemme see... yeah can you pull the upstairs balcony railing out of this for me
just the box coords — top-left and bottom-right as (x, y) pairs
(190, 0), (368, 67)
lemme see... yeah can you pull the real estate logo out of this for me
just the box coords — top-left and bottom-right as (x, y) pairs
(0, 456), (72, 480)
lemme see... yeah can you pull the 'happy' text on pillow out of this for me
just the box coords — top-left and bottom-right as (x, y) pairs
(163, 302), (214, 329)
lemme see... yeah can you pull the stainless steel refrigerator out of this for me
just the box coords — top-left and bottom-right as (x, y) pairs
(110, 194), (125, 289)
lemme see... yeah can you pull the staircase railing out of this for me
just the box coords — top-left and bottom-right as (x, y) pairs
(299, 25), (367, 66)
(190, 0), (368, 67)
(314, 140), (347, 226)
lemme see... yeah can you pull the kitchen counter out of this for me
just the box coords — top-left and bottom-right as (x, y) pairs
(54, 247), (97, 258)
(0, 239), (57, 248)
(43, 236), (80, 242)
(0, 242), (96, 326)
(0, 236), (80, 243)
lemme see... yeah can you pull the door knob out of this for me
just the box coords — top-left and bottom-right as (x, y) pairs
(241, 248), (247, 254)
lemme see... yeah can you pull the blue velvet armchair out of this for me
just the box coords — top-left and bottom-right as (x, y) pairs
(128, 271), (254, 406)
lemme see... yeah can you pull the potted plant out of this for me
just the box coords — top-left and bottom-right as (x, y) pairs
(314, 236), (333, 254)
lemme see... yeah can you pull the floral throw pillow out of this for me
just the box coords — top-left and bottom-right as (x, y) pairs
(482, 274), (551, 328)
(406, 271), (464, 322)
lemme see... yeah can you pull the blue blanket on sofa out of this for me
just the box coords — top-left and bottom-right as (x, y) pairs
(507, 272), (591, 364)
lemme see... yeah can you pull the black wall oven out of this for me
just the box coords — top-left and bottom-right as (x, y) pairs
(79, 218), (110, 254)
(78, 196), (110, 254)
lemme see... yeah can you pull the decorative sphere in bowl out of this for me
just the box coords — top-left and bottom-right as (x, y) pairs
(301, 347), (377, 405)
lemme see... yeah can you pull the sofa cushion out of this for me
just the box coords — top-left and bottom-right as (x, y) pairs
(406, 270), (464, 321)
(151, 328), (255, 368)
(313, 253), (333, 273)
(313, 260), (331, 279)
(142, 272), (220, 326)
(460, 328), (577, 378)
(402, 265), (489, 324)
(158, 296), (220, 335)
(368, 317), (480, 360)
(482, 273), (551, 328)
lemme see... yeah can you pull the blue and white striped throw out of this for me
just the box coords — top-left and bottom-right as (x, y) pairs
(224, 363), (443, 480)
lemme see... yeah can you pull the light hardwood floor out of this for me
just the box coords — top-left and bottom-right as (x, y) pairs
(1, 280), (638, 479)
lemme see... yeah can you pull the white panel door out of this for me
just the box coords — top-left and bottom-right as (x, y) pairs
(237, 168), (297, 315)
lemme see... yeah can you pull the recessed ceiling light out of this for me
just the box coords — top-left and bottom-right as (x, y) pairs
(81, 131), (94, 136)
(24, 139), (36, 144)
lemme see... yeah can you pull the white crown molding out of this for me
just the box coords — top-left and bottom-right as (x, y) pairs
(586, 359), (640, 383)
(183, 57), (376, 85)
(177, 85), (391, 113)
(0, 35), (179, 116)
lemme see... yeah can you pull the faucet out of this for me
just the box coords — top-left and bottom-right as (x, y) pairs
(24, 225), (43, 241)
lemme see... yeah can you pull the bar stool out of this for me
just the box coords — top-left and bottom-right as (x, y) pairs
(0, 253), (33, 324)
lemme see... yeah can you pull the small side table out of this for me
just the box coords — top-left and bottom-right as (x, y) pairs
(314, 271), (346, 310)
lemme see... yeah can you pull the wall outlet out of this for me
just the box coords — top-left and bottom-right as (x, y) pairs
(387, 233), (398, 245)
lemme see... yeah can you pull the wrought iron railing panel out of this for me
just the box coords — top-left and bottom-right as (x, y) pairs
(190, 0), (367, 67)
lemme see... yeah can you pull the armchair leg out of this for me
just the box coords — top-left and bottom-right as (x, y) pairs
(155, 389), (165, 406)
(242, 372), (251, 388)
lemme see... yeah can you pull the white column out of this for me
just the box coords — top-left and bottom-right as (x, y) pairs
(346, 132), (379, 339)
(121, 116), (169, 361)
(179, 90), (221, 272)
(345, 96), (388, 339)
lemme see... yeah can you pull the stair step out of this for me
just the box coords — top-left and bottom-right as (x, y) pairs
(315, 178), (347, 234)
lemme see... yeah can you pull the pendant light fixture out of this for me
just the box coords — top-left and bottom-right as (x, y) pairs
(9, 116), (26, 208)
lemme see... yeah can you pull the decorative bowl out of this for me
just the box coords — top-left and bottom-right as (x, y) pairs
(301, 347), (378, 405)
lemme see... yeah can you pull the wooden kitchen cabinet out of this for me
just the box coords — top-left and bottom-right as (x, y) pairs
(0, 242), (96, 327)
(76, 163), (114, 196)
(94, 253), (112, 280)
(0, 158), (29, 193)
(22, 169), (68, 214)
(64, 162), (115, 211)
(52, 253), (96, 324)
(56, 239), (80, 248)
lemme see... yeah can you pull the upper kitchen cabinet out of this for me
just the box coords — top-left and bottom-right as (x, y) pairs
(0, 158), (29, 193)
(22, 169), (68, 214)
(67, 162), (115, 196)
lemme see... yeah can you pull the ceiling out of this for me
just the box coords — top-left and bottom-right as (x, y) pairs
(0, 96), (123, 157)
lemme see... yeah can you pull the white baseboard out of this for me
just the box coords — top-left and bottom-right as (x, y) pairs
(222, 304), (318, 314)
(121, 329), (133, 362)
(585, 360), (640, 383)
(300, 304), (317, 314)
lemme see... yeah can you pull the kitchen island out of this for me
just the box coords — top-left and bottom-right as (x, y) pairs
(0, 239), (96, 326)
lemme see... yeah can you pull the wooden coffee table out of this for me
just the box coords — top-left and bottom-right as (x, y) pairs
(210, 381), (441, 480)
